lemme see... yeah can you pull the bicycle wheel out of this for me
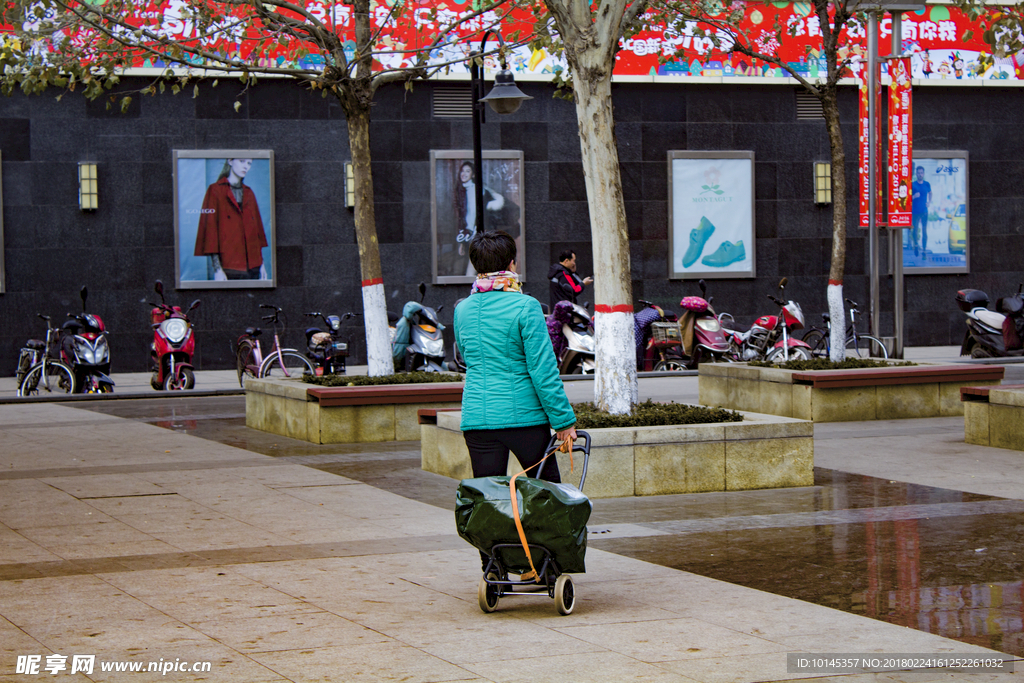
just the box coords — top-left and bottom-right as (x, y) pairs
(259, 350), (315, 380)
(18, 361), (75, 396)
(847, 335), (889, 359)
(765, 346), (813, 364)
(801, 329), (829, 358)
(236, 340), (258, 388)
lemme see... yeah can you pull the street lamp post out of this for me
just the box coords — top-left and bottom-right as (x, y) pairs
(470, 31), (532, 237)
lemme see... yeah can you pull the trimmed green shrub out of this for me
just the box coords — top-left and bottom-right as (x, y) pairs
(302, 372), (464, 387)
(749, 358), (915, 371)
(572, 399), (742, 429)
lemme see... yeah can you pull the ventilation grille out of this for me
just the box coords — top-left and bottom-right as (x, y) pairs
(796, 90), (824, 120)
(433, 86), (473, 118)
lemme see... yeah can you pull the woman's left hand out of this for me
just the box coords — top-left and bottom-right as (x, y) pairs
(555, 426), (577, 446)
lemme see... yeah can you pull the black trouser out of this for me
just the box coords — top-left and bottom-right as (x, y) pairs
(463, 425), (560, 572)
(225, 266), (261, 280)
(463, 424), (561, 483)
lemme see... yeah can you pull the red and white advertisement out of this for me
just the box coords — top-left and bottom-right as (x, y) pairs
(857, 66), (884, 228)
(2, 2), (1023, 81)
(887, 58), (913, 227)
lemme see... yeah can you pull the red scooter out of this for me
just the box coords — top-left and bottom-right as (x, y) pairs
(148, 280), (200, 390)
(676, 279), (733, 368)
(725, 278), (813, 363)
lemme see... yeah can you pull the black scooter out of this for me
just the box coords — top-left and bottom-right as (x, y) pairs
(304, 311), (358, 375)
(957, 285), (1024, 358)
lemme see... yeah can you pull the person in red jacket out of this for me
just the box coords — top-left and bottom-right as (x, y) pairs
(194, 158), (268, 281)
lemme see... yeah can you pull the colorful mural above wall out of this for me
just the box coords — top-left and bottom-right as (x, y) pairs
(3, 1), (1022, 81)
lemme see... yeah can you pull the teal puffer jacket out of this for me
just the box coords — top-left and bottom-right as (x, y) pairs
(454, 291), (576, 432)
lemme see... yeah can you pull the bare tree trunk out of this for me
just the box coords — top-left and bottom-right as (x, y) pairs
(571, 70), (637, 413)
(822, 90), (847, 362)
(544, 0), (639, 414)
(346, 107), (394, 376)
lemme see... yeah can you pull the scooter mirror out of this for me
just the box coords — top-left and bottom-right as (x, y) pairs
(189, 299), (201, 313)
(155, 280), (164, 298)
(699, 279), (707, 295)
(779, 277), (788, 289)
(418, 282), (427, 302)
(80, 286), (88, 310)
(582, 301), (591, 311)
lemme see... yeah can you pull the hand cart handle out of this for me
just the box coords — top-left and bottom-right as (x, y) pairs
(537, 430), (591, 491)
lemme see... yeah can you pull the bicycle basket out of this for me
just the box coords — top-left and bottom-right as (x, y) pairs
(651, 321), (682, 348)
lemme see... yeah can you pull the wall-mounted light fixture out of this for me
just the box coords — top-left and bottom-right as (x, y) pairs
(344, 162), (355, 208)
(78, 163), (98, 211)
(813, 162), (831, 204)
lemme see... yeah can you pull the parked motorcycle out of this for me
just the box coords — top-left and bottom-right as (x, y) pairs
(725, 278), (813, 363)
(446, 298), (468, 373)
(304, 311), (357, 375)
(391, 283), (446, 372)
(61, 286), (115, 393)
(148, 280), (200, 390)
(957, 285), (1024, 358)
(635, 300), (684, 372)
(674, 279), (733, 369)
(549, 300), (596, 374)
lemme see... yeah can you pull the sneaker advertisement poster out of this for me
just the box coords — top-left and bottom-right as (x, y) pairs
(668, 152), (755, 279)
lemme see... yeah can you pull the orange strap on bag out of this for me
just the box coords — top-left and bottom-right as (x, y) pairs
(509, 437), (573, 581)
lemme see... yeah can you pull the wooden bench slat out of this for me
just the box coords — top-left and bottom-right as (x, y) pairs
(791, 365), (1004, 389)
(417, 407), (462, 424)
(960, 383), (1024, 402)
(308, 382), (464, 407)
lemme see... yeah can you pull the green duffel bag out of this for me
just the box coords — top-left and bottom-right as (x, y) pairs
(455, 475), (592, 574)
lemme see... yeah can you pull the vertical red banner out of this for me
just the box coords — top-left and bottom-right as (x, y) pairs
(858, 76), (870, 227)
(858, 66), (884, 227)
(888, 58), (913, 227)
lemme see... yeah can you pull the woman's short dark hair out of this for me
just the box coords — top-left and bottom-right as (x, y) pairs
(469, 231), (517, 274)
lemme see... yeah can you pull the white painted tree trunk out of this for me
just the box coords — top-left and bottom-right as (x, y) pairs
(346, 107), (395, 376)
(361, 281), (393, 374)
(827, 282), (845, 362)
(572, 66), (636, 415)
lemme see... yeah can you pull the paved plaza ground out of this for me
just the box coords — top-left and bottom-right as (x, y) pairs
(2, 348), (1024, 682)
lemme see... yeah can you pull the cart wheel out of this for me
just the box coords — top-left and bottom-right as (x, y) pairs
(554, 574), (575, 615)
(478, 574), (500, 613)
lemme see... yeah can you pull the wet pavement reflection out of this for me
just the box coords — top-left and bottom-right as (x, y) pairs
(79, 396), (1024, 657)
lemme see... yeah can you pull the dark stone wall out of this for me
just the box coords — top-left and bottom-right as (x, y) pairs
(2, 78), (1022, 373)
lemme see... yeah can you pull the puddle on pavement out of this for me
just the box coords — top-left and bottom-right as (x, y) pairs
(77, 396), (1024, 657)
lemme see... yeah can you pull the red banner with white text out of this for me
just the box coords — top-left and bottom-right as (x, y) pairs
(887, 58), (913, 227)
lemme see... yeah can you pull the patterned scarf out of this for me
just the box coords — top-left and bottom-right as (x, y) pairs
(471, 270), (522, 294)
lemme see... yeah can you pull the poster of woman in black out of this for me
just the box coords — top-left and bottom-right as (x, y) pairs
(431, 151), (524, 284)
(194, 158), (269, 281)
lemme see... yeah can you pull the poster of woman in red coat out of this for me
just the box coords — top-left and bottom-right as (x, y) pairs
(173, 150), (275, 288)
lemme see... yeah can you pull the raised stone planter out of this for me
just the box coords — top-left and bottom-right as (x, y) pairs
(699, 362), (1004, 422)
(961, 384), (1024, 450)
(245, 377), (462, 443)
(420, 409), (813, 498)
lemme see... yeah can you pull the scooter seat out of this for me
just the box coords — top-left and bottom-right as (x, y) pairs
(998, 295), (1023, 316)
(26, 339), (46, 350)
(976, 309), (1005, 330)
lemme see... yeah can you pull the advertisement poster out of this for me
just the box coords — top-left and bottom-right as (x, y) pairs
(172, 150), (276, 289)
(430, 150), (524, 285)
(5, 2), (1022, 83)
(888, 58), (913, 228)
(668, 151), (755, 279)
(857, 67), (883, 228)
(903, 151), (969, 273)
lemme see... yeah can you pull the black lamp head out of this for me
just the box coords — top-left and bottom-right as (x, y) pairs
(480, 69), (533, 115)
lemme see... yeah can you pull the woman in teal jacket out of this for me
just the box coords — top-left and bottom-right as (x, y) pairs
(454, 231), (577, 484)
